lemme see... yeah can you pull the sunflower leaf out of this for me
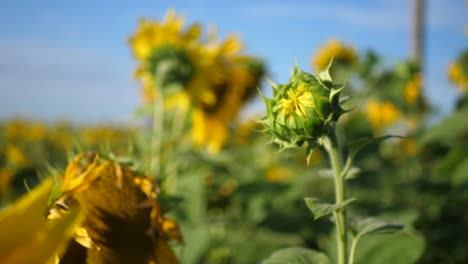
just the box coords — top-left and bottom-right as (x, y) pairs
(263, 247), (331, 264)
(304, 197), (356, 220)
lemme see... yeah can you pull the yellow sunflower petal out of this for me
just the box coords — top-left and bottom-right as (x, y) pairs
(0, 179), (84, 264)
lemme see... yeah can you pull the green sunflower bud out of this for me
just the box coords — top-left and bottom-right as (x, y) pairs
(145, 44), (194, 93)
(259, 62), (346, 151)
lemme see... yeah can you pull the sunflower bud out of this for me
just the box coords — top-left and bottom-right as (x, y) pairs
(259, 62), (346, 150)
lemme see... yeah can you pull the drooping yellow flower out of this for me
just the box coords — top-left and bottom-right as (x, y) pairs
(49, 153), (182, 263)
(129, 9), (223, 109)
(366, 99), (401, 133)
(0, 179), (83, 264)
(404, 73), (422, 104)
(130, 9), (265, 153)
(313, 39), (357, 71)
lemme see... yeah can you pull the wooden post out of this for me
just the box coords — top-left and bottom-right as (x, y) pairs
(411, 0), (424, 65)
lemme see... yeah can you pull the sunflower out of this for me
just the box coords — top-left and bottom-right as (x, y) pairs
(365, 99), (401, 133)
(129, 9), (223, 110)
(313, 39), (357, 71)
(48, 153), (182, 264)
(129, 10), (265, 153)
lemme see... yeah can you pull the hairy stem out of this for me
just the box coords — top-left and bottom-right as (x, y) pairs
(348, 235), (362, 264)
(325, 126), (347, 264)
(150, 91), (164, 178)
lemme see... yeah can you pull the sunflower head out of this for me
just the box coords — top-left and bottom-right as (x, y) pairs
(260, 62), (346, 150)
(49, 153), (182, 264)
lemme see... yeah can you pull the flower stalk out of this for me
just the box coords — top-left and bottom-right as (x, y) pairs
(324, 126), (347, 264)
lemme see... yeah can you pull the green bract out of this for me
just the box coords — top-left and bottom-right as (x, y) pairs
(259, 62), (346, 151)
(145, 44), (195, 93)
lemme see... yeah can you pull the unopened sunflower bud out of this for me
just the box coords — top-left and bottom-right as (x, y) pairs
(259, 62), (346, 151)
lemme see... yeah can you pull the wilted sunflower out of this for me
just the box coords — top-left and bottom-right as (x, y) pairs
(313, 39), (357, 71)
(49, 153), (182, 264)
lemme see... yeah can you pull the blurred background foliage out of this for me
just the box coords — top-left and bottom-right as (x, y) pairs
(1, 4), (468, 264)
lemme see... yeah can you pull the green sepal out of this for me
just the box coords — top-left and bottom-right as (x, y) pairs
(318, 58), (334, 82)
(305, 142), (320, 166)
(314, 96), (332, 120)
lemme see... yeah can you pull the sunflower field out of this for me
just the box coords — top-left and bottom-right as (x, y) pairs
(1, 5), (468, 264)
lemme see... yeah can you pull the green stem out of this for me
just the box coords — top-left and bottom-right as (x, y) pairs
(325, 126), (347, 264)
(348, 235), (361, 264)
(150, 91), (164, 178)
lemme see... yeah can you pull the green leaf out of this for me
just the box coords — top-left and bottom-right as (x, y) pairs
(179, 223), (211, 264)
(263, 247), (331, 264)
(344, 167), (361, 179)
(316, 169), (334, 179)
(452, 157), (468, 187)
(304, 198), (356, 220)
(354, 231), (425, 264)
(350, 216), (403, 237)
(420, 105), (468, 144)
(348, 135), (402, 160)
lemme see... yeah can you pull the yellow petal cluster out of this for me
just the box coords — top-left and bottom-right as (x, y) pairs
(448, 63), (468, 90)
(365, 99), (401, 133)
(404, 73), (422, 104)
(0, 179), (83, 264)
(129, 9), (264, 153)
(313, 39), (357, 71)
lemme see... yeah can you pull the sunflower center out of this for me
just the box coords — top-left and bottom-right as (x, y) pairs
(278, 85), (314, 119)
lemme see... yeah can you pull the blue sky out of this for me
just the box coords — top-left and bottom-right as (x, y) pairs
(0, 0), (466, 122)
